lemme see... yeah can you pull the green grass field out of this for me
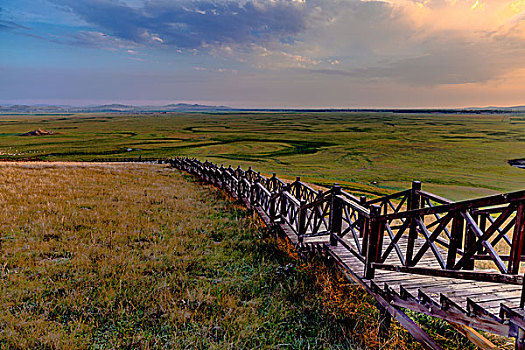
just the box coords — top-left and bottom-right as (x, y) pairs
(0, 162), (417, 349)
(1, 112), (524, 200)
(1, 162), (499, 349)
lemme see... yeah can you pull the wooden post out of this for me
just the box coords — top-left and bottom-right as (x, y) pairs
(253, 181), (260, 206)
(271, 173), (277, 192)
(479, 213), (487, 255)
(202, 166), (208, 182)
(245, 183), (252, 206)
(520, 274), (525, 309)
(298, 200), (307, 243)
(406, 181), (421, 267)
(361, 217), (371, 258)
(359, 195), (367, 238)
(447, 211), (465, 269)
(378, 304), (392, 339)
(295, 176), (301, 198)
(330, 184), (342, 246)
(270, 191), (277, 222)
(280, 192), (287, 222)
(365, 205), (383, 279)
(237, 178), (242, 201)
(464, 212), (478, 270)
(250, 180), (256, 206)
(509, 202), (525, 275)
(219, 166), (225, 189)
(463, 214), (482, 270)
(516, 328), (525, 350)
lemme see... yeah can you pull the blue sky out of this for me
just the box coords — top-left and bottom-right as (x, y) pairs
(2, 0), (525, 108)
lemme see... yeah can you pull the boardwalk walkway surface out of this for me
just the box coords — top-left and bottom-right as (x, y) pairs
(171, 157), (525, 350)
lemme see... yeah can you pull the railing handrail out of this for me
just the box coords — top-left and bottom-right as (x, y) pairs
(301, 187), (335, 210)
(417, 190), (453, 204)
(379, 189), (525, 221)
(170, 156), (525, 286)
(283, 190), (301, 207)
(339, 189), (361, 203)
(337, 194), (370, 217)
(366, 189), (411, 205)
(256, 182), (271, 197)
(295, 181), (318, 196)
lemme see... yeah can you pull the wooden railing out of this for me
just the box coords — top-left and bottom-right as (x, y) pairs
(373, 185), (525, 284)
(171, 157), (525, 305)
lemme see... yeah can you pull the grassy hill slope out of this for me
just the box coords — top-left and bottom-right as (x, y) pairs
(0, 162), (371, 349)
(0, 162), (511, 349)
(0, 112), (524, 200)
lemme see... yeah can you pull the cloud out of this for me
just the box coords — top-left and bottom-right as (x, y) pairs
(310, 31), (525, 85)
(0, 19), (22, 30)
(5, 0), (525, 88)
(49, 0), (312, 50)
(63, 30), (139, 49)
(294, 0), (525, 85)
(0, 6), (28, 31)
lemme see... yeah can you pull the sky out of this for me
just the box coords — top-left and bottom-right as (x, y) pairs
(1, 0), (525, 108)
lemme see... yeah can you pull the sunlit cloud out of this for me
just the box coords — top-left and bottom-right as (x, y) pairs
(2, 0), (525, 106)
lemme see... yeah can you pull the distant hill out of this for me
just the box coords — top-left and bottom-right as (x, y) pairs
(1, 103), (525, 114)
(0, 103), (234, 114)
(466, 106), (525, 112)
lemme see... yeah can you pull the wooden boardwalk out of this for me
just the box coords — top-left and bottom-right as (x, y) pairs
(172, 157), (525, 349)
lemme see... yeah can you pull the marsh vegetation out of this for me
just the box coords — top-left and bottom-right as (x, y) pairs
(0, 162), (383, 349)
(0, 162), (516, 349)
(0, 112), (524, 200)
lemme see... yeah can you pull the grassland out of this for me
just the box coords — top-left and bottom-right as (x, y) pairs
(0, 162), (418, 349)
(0, 163), (515, 349)
(0, 112), (524, 200)
(0, 162), (353, 348)
(0, 161), (500, 350)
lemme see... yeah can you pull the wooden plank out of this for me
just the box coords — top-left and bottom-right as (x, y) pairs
(474, 296), (521, 308)
(398, 279), (478, 293)
(448, 321), (498, 350)
(465, 291), (522, 304)
(373, 263), (523, 285)
(378, 275), (441, 286)
(389, 291), (509, 336)
(417, 280), (514, 295)
(374, 273), (437, 284)
(418, 190), (453, 204)
(439, 284), (518, 299)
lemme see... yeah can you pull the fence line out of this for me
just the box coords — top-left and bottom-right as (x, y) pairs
(171, 156), (525, 350)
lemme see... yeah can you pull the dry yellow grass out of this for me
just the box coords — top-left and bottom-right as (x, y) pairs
(0, 162), (201, 348)
(0, 162), (503, 349)
(0, 162), (366, 349)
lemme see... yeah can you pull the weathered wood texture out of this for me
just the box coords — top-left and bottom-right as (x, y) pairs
(171, 157), (525, 349)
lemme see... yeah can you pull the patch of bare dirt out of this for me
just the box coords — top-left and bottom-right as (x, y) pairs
(20, 129), (55, 136)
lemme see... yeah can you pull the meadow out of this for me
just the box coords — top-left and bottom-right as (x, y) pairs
(0, 162), (443, 349)
(0, 112), (523, 200)
(0, 120), (525, 349)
